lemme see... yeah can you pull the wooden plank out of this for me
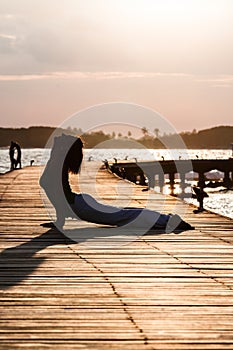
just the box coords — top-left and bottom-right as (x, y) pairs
(0, 164), (233, 349)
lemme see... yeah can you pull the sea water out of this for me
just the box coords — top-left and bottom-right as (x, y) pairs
(0, 148), (232, 219)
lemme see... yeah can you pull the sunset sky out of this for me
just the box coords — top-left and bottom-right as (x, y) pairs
(0, 0), (232, 132)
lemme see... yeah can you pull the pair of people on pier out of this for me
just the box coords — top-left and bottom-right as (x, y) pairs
(40, 134), (194, 233)
(9, 141), (22, 171)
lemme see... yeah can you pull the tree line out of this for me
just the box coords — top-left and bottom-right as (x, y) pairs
(0, 125), (232, 149)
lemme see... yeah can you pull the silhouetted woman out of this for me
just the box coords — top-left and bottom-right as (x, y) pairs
(40, 134), (194, 232)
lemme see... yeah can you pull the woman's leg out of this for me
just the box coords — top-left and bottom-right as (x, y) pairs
(71, 193), (171, 229)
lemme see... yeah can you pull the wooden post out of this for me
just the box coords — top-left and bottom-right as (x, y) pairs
(223, 171), (231, 188)
(169, 172), (175, 196)
(146, 171), (155, 189)
(159, 172), (165, 193)
(180, 172), (186, 194)
(197, 172), (205, 189)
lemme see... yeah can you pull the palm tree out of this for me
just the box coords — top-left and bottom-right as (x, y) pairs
(154, 128), (159, 138)
(141, 127), (148, 137)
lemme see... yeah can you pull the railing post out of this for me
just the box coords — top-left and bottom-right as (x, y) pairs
(146, 171), (155, 189)
(159, 172), (165, 193)
(169, 172), (175, 196)
(180, 172), (186, 194)
(223, 171), (232, 188)
(197, 172), (205, 189)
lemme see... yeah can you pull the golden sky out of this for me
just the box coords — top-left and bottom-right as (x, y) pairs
(0, 0), (232, 131)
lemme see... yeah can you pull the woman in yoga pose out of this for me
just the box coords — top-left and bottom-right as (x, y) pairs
(40, 134), (194, 232)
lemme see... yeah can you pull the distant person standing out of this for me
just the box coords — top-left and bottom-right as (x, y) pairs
(9, 141), (16, 170)
(9, 141), (22, 170)
(15, 142), (22, 169)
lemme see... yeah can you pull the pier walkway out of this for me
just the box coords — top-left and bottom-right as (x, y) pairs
(0, 163), (233, 349)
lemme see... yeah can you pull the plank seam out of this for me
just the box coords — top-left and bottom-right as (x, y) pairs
(65, 239), (152, 347)
(141, 236), (233, 293)
(0, 171), (22, 202)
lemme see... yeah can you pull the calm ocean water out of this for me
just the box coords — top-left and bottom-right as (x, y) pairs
(0, 147), (232, 219)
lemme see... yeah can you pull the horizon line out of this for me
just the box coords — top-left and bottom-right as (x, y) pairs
(0, 123), (233, 134)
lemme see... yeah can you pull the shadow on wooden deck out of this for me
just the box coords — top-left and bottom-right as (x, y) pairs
(0, 224), (187, 290)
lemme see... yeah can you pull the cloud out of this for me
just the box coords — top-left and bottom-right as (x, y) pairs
(195, 75), (233, 83)
(0, 33), (16, 53)
(0, 33), (16, 40)
(0, 71), (232, 92)
(0, 1), (232, 76)
(0, 71), (194, 81)
(212, 84), (232, 88)
(195, 75), (233, 88)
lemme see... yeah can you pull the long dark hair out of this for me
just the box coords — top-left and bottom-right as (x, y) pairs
(64, 137), (83, 174)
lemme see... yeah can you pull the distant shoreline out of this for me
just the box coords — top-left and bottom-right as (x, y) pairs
(0, 125), (233, 149)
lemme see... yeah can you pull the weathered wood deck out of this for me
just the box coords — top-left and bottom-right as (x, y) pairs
(0, 163), (233, 349)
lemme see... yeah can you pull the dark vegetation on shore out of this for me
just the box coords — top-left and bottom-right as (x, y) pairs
(0, 125), (232, 149)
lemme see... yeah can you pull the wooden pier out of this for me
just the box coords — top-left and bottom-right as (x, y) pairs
(109, 159), (233, 195)
(0, 163), (233, 349)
